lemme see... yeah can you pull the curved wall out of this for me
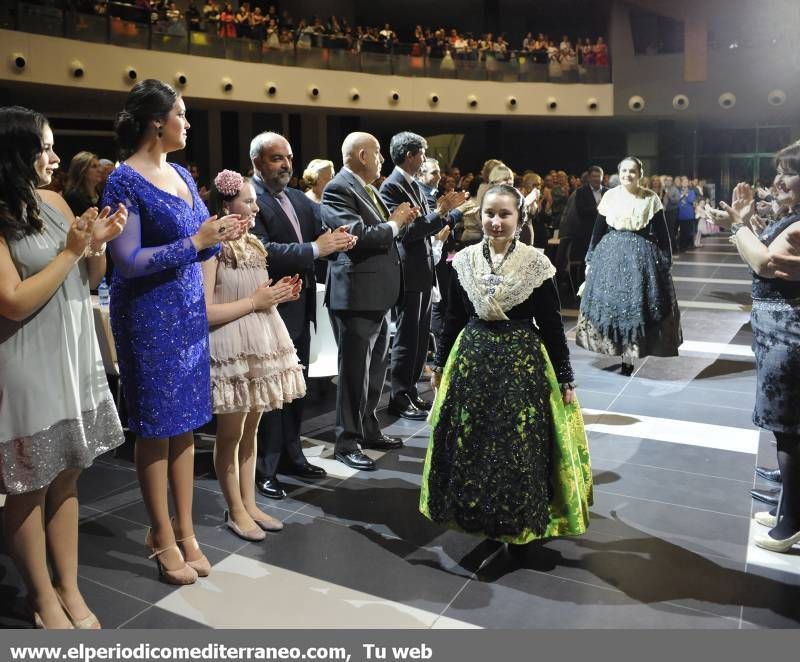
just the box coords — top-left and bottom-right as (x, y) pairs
(1, 29), (614, 118)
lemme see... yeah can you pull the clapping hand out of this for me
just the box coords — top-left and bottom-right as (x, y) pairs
(731, 182), (756, 224)
(89, 204), (128, 248)
(193, 214), (248, 250)
(251, 274), (301, 310)
(315, 226), (357, 257)
(65, 214), (94, 259)
(390, 202), (418, 226)
(434, 225), (452, 243)
(436, 191), (468, 216)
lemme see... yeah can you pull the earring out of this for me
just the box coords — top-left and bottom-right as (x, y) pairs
(157, 125), (163, 138)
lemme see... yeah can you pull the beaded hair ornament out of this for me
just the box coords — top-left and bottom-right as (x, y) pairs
(214, 169), (245, 197)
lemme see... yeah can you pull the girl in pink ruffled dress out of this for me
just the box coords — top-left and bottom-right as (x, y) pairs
(202, 170), (305, 542)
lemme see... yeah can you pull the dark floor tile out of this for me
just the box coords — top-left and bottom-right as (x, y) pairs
(625, 380), (755, 412)
(672, 264), (722, 278)
(494, 530), (758, 620)
(591, 452), (751, 517)
(633, 356), (755, 391)
(72, 509), (231, 606)
(588, 489), (750, 561)
(444, 562), (739, 628)
(589, 434), (754, 483)
(609, 392), (755, 429)
(108, 485), (257, 555)
(120, 605), (210, 629)
(235, 513), (475, 613)
(78, 461), (140, 509)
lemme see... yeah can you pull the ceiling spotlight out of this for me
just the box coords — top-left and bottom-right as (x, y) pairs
(628, 95), (645, 112)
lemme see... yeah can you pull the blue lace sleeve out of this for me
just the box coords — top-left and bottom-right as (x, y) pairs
(109, 208), (200, 278)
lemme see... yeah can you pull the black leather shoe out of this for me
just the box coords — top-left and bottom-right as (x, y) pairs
(282, 462), (327, 479)
(755, 466), (782, 484)
(620, 362), (634, 376)
(387, 396), (428, 420)
(334, 450), (376, 471)
(751, 487), (781, 505)
(411, 394), (432, 411)
(256, 477), (287, 500)
(363, 434), (403, 450)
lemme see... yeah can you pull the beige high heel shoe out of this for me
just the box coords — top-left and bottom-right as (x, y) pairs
(145, 529), (198, 585)
(171, 518), (211, 577)
(55, 591), (100, 630)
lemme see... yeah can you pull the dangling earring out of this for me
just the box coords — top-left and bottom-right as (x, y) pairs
(157, 125), (163, 139)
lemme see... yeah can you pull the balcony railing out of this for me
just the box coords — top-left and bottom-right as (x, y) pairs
(5, 1), (611, 84)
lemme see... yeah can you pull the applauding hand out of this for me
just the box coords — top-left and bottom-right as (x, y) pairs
(251, 275), (301, 310)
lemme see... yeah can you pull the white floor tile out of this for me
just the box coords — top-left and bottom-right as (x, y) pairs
(155, 554), (476, 628)
(679, 340), (754, 357)
(582, 408), (759, 454)
(678, 300), (751, 311)
(674, 276), (752, 285)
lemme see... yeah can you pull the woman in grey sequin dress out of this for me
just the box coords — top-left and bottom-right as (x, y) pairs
(0, 107), (126, 628)
(709, 143), (800, 554)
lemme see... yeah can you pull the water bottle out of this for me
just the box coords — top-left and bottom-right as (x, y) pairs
(98, 278), (110, 308)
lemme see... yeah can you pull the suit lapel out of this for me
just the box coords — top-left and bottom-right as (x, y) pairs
(340, 170), (385, 224)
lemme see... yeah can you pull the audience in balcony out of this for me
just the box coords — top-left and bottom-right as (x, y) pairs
(79, 2), (609, 64)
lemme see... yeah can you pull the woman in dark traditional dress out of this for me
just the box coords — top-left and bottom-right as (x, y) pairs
(576, 156), (682, 375)
(420, 184), (592, 545)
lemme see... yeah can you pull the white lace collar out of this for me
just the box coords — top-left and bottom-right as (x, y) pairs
(452, 241), (556, 321)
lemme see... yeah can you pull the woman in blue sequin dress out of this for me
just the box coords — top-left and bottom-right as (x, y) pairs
(709, 142), (800, 554)
(102, 80), (245, 585)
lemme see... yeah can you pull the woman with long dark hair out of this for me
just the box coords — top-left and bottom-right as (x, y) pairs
(62, 151), (104, 217)
(101, 80), (246, 585)
(0, 106), (126, 628)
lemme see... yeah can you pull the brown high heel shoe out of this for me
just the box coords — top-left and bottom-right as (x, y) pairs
(145, 529), (198, 585)
(171, 518), (211, 577)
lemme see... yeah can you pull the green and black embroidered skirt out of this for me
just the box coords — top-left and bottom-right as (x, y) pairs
(420, 318), (592, 544)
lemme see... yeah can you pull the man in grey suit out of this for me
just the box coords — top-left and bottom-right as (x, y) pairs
(379, 132), (465, 419)
(320, 132), (417, 471)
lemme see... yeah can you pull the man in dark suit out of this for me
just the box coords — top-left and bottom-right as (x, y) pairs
(250, 131), (356, 499)
(416, 157), (462, 337)
(380, 136), (465, 419)
(320, 132), (417, 471)
(559, 165), (607, 265)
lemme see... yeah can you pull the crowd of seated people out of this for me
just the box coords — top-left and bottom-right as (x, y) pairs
(77, 1), (609, 63)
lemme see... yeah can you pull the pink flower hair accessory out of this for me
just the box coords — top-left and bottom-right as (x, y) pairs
(214, 169), (244, 197)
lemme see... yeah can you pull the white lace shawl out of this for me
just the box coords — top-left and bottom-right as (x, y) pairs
(597, 185), (663, 232)
(452, 242), (557, 321)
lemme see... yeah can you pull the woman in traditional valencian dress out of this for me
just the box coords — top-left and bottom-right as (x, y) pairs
(420, 184), (592, 546)
(576, 156), (682, 375)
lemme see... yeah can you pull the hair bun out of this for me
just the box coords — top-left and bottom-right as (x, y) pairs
(114, 109), (141, 153)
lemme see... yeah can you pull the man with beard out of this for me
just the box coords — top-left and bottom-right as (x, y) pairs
(250, 131), (356, 499)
